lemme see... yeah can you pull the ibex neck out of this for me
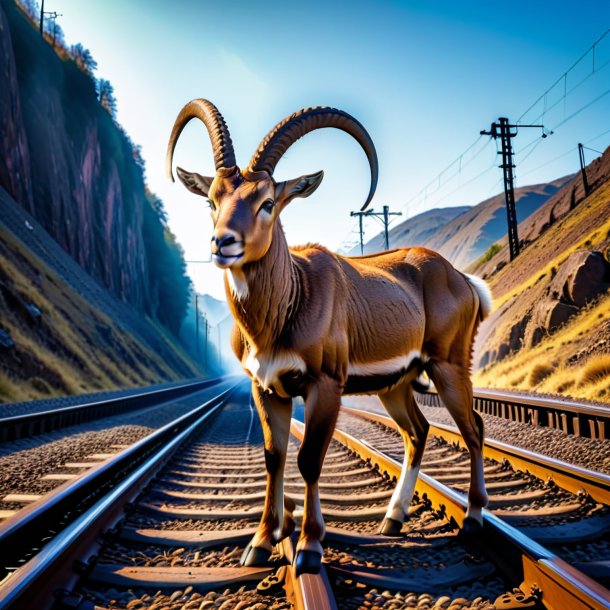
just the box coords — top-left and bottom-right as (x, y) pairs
(226, 223), (299, 350)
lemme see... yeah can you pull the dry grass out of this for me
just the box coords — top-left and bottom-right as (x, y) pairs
(529, 363), (554, 386)
(0, 227), (199, 403)
(474, 293), (610, 403)
(579, 354), (610, 387)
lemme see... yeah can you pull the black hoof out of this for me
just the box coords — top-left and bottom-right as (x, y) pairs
(461, 516), (483, 536)
(379, 517), (403, 537)
(294, 550), (322, 576)
(241, 542), (272, 567)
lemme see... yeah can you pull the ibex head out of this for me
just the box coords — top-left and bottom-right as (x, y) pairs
(166, 99), (378, 269)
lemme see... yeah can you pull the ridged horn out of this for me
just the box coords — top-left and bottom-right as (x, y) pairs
(166, 99), (236, 181)
(248, 106), (378, 210)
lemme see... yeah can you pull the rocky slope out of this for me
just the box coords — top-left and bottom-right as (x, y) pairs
(472, 155), (610, 402)
(0, 187), (201, 402)
(471, 146), (610, 283)
(0, 0), (189, 332)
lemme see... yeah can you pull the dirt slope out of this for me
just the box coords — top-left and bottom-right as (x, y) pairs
(0, 188), (201, 402)
(424, 177), (572, 270)
(473, 175), (610, 402)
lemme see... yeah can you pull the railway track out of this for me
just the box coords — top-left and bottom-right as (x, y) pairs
(338, 405), (610, 606)
(0, 377), (229, 443)
(1, 384), (609, 609)
(416, 388), (610, 440)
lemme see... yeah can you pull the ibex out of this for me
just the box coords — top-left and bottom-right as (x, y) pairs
(167, 99), (491, 576)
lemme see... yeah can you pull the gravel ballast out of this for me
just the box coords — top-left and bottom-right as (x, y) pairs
(0, 383), (232, 501)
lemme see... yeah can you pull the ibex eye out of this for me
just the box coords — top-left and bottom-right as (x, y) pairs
(206, 199), (217, 211)
(259, 199), (275, 215)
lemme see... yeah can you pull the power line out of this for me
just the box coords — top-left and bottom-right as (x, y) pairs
(349, 206), (402, 253)
(423, 157), (498, 209)
(517, 29), (610, 123)
(517, 127), (610, 180)
(400, 136), (487, 213)
(550, 87), (610, 131)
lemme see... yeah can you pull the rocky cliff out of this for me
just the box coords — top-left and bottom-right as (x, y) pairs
(0, 0), (188, 332)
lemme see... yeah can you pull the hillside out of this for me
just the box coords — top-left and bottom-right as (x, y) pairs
(0, 0), (212, 402)
(349, 206), (469, 255)
(0, 0), (189, 334)
(423, 177), (572, 270)
(0, 188), (201, 402)
(471, 146), (610, 283)
(472, 152), (610, 402)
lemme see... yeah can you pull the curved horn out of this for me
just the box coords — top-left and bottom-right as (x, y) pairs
(166, 99), (236, 181)
(248, 106), (378, 210)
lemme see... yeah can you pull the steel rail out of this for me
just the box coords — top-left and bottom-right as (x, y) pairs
(341, 405), (610, 506)
(286, 421), (347, 610)
(0, 381), (239, 606)
(296, 417), (610, 610)
(0, 376), (229, 442)
(416, 387), (610, 439)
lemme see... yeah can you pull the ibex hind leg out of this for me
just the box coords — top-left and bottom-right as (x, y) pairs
(427, 360), (488, 533)
(378, 382), (429, 536)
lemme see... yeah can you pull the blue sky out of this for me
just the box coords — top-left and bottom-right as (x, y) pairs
(49, 0), (610, 299)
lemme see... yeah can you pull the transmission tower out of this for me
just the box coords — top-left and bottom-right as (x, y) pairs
(481, 118), (546, 261)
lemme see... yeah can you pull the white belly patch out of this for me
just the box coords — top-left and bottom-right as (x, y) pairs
(348, 351), (421, 377)
(245, 349), (307, 391)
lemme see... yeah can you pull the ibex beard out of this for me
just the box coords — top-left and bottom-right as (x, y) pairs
(167, 99), (492, 576)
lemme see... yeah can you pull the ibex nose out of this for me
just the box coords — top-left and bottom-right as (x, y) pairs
(211, 232), (244, 258)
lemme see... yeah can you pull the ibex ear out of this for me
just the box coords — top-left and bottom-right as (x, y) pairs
(275, 170), (324, 210)
(176, 166), (214, 197)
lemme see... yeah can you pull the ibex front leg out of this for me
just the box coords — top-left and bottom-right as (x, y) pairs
(241, 382), (293, 567)
(295, 375), (341, 576)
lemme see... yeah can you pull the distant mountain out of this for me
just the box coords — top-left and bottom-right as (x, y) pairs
(424, 177), (573, 270)
(349, 206), (470, 256)
(356, 177), (572, 271)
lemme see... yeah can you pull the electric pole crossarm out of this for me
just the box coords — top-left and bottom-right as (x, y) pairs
(350, 206), (402, 254)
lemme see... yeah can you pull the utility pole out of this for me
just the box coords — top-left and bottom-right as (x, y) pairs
(194, 294), (200, 356)
(350, 206), (402, 253)
(578, 143), (590, 197)
(350, 209), (374, 255)
(39, 0), (44, 36)
(481, 118), (547, 261)
(204, 318), (209, 369)
(381, 205), (402, 251)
